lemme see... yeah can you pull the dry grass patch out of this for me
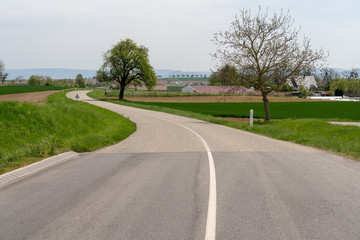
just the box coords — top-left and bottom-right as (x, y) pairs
(0, 91), (60, 103)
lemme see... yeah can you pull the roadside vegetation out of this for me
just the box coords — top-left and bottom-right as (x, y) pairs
(0, 90), (136, 174)
(88, 89), (360, 160)
(0, 85), (69, 95)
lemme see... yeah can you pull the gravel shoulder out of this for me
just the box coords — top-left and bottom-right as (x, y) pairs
(329, 121), (360, 127)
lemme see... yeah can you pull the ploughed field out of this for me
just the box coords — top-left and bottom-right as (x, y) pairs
(0, 85), (71, 103)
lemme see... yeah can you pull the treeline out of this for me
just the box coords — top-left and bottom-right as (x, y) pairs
(330, 78), (360, 96)
(209, 64), (360, 95)
(28, 74), (86, 88)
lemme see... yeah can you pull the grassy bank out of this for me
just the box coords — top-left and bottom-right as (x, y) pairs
(88, 89), (360, 160)
(0, 90), (136, 174)
(0, 85), (70, 95)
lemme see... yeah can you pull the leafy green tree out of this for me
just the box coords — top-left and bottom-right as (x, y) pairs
(209, 72), (220, 86)
(28, 75), (40, 85)
(330, 78), (360, 96)
(0, 60), (9, 84)
(213, 7), (327, 121)
(45, 76), (53, 86)
(75, 74), (85, 88)
(96, 39), (156, 100)
(209, 64), (239, 86)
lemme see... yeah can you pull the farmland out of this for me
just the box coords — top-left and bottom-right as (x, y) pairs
(0, 85), (69, 95)
(88, 89), (360, 160)
(130, 101), (360, 121)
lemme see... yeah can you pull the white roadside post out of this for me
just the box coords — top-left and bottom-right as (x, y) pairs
(250, 109), (253, 126)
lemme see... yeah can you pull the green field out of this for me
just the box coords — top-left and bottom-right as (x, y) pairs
(166, 86), (183, 92)
(0, 85), (70, 95)
(88, 89), (360, 160)
(107, 100), (360, 159)
(128, 101), (360, 121)
(0, 90), (136, 174)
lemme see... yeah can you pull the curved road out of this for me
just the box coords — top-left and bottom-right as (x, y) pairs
(1, 91), (360, 239)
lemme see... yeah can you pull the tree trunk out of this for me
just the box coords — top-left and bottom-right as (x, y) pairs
(119, 82), (126, 100)
(262, 93), (270, 121)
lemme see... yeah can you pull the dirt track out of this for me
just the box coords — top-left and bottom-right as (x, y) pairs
(0, 91), (60, 103)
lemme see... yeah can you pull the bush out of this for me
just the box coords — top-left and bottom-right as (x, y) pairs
(299, 86), (309, 98)
(330, 78), (360, 95)
(280, 84), (294, 92)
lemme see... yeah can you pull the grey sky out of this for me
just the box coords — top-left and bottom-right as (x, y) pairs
(0, 0), (359, 71)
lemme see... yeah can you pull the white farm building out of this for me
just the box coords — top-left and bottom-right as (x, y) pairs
(286, 76), (318, 90)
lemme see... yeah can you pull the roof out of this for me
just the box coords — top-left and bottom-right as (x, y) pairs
(286, 76), (318, 89)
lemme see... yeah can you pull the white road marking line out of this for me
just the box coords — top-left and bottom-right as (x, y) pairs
(72, 91), (217, 239)
(141, 112), (217, 240)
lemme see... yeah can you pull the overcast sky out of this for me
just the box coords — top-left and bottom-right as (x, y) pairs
(0, 0), (359, 71)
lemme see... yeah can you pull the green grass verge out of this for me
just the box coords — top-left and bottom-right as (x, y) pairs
(0, 90), (136, 174)
(88, 89), (360, 160)
(0, 85), (70, 95)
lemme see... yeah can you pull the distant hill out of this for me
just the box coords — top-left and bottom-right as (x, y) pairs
(6, 68), (97, 80)
(7, 67), (349, 80)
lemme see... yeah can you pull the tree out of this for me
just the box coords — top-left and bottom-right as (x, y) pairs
(15, 75), (25, 85)
(342, 68), (359, 80)
(0, 60), (9, 84)
(28, 75), (40, 85)
(213, 7), (327, 121)
(319, 68), (339, 90)
(45, 76), (53, 86)
(209, 64), (239, 86)
(96, 39), (156, 100)
(75, 74), (85, 88)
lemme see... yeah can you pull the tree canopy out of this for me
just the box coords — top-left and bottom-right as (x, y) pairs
(96, 39), (156, 99)
(213, 7), (327, 121)
(209, 64), (239, 86)
(75, 74), (85, 88)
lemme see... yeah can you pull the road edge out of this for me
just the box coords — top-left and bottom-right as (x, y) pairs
(0, 151), (79, 188)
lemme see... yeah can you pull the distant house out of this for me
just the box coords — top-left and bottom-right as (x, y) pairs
(182, 86), (261, 95)
(286, 76), (318, 90)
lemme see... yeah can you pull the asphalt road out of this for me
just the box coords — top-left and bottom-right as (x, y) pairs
(1, 91), (360, 239)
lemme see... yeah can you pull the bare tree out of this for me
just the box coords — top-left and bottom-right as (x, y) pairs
(15, 75), (25, 85)
(213, 7), (327, 121)
(342, 68), (359, 79)
(319, 68), (339, 90)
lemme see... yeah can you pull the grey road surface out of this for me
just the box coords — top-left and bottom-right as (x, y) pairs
(0, 91), (360, 240)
